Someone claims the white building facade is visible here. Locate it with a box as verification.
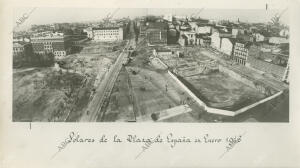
[83,27,94,39]
[92,27,123,41]
[210,32,221,50]
[254,33,265,42]
[220,38,234,56]
[31,32,69,59]
[196,26,212,34]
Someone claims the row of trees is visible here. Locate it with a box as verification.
[13,52,55,68]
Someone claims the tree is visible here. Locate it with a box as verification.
[63,29,74,35]
[151,113,159,121]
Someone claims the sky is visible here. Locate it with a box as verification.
[13,6,289,31]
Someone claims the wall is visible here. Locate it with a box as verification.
[197,26,211,34]
[220,38,233,56]
[235,91,283,115]
[167,70,236,116]
[210,32,221,50]
[254,33,264,42]
[157,58,282,117]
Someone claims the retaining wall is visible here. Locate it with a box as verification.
[168,70,236,116]
[160,58,282,117]
[235,91,283,115]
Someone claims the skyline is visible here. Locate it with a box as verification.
[14,8,289,31]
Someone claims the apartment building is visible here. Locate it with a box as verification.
[146,22,168,45]
[232,41,251,65]
[13,42,33,66]
[92,27,123,41]
[13,43,25,56]
[147,29,168,45]
[83,27,94,39]
[220,38,234,56]
[31,32,70,58]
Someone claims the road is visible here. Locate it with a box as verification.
[80,21,136,122]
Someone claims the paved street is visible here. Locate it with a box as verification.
[80,22,136,122]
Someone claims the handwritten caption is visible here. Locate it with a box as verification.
[52,131,246,159]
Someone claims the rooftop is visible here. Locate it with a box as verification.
[147,22,168,30]
[31,32,65,39]
[92,27,121,30]
[13,42,26,48]
[269,37,289,44]
[155,48,172,52]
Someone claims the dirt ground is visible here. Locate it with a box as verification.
[183,72,266,110]
[156,46,269,111]
[102,38,206,122]
[13,68,89,122]
[13,40,126,122]
[101,67,135,122]
[102,41,288,122]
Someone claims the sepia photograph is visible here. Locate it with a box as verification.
[2,0,300,167]
[12,7,289,122]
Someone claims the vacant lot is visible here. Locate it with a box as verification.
[13,40,126,122]
[157,46,268,111]
[13,68,90,122]
[181,71,266,111]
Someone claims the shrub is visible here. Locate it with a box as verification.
[151,113,159,121]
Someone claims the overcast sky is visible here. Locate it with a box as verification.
[14,6,289,31]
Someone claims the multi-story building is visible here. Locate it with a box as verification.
[254,33,265,42]
[83,27,94,39]
[31,32,70,58]
[178,35,187,46]
[210,30,234,56]
[220,37,234,56]
[139,24,147,37]
[163,14,173,22]
[13,36,31,43]
[210,31,221,50]
[200,36,211,47]
[13,43,25,56]
[13,42,33,66]
[53,23,71,30]
[180,31,196,45]
[146,22,168,45]
[232,41,251,65]
[147,29,167,45]
[92,27,123,41]
[232,28,245,38]
[196,26,212,34]
[195,34,211,47]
